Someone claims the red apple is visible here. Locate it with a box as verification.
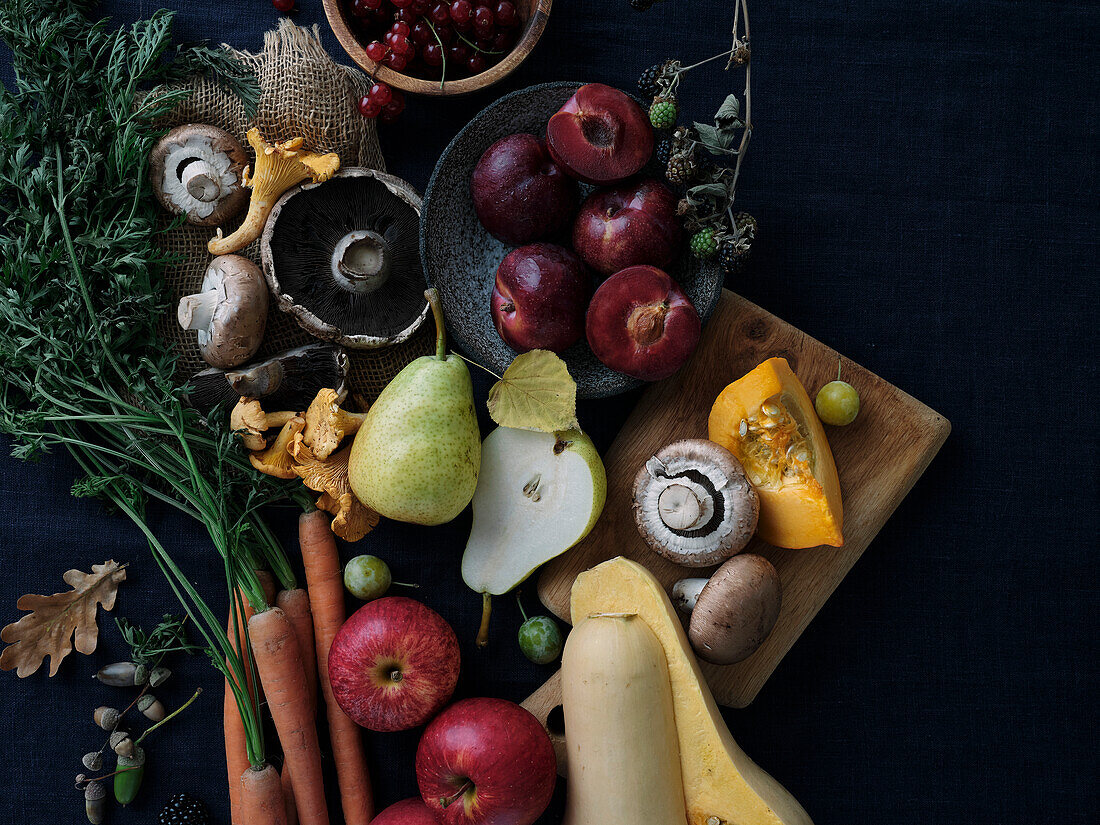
[546,83,654,184]
[471,134,578,244]
[372,797,439,825]
[415,697,556,825]
[586,265,701,381]
[328,596,460,732]
[491,242,592,353]
[572,177,682,274]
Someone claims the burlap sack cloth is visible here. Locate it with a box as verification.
[156,21,433,404]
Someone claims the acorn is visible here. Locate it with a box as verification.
[93,706,120,731]
[148,666,171,687]
[110,730,133,758]
[82,751,103,771]
[95,661,147,686]
[138,694,166,722]
[85,780,106,824]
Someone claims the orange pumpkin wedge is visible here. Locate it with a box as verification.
[708,357,844,548]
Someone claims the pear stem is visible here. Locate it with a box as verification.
[424,288,447,359]
[476,592,491,648]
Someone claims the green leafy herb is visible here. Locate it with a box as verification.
[116,614,201,667]
[0,0,277,766]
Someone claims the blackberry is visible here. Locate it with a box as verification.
[666,152,697,185]
[649,96,678,130]
[719,213,758,275]
[630,0,653,9]
[637,60,673,98]
[159,793,211,825]
[690,228,719,259]
[655,137,674,168]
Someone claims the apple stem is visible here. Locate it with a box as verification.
[476,592,492,648]
[424,288,447,359]
[440,779,474,809]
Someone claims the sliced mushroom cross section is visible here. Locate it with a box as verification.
[632,438,759,567]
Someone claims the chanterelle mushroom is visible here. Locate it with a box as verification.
[185,343,349,412]
[316,492,379,543]
[303,389,367,461]
[230,398,297,451]
[249,416,305,479]
[178,255,269,369]
[209,129,340,256]
[293,445,379,542]
[676,554,782,665]
[260,168,429,348]
[632,438,759,568]
[149,124,249,227]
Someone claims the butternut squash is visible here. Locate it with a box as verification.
[709,357,843,548]
[570,557,814,825]
[561,613,688,825]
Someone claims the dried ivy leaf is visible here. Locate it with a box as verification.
[688,182,730,201]
[715,93,741,124]
[487,350,578,433]
[694,122,737,155]
[0,561,127,677]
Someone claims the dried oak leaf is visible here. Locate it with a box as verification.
[0,560,127,677]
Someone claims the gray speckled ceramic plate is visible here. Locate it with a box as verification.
[420,81,723,399]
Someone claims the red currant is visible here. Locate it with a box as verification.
[357,95,381,117]
[272,0,295,11]
[350,0,376,17]
[391,20,411,36]
[447,42,470,63]
[368,82,393,106]
[385,52,409,70]
[383,89,406,117]
[391,35,413,55]
[393,8,416,23]
[410,0,430,13]
[410,20,433,43]
[494,1,516,26]
[365,40,388,61]
[422,42,444,66]
[449,0,472,24]
[491,29,514,50]
[467,53,486,73]
[391,0,414,7]
[429,2,450,24]
[473,6,494,36]
[434,23,454,43]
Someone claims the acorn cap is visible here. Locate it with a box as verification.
[261,168,429,349]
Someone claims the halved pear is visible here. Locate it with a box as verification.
[462,426,607,599]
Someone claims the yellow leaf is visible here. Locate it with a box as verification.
[487,350,579,433]
[0,560,127,677]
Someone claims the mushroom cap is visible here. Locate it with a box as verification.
[249,417,305,479]
[632,438,759,568]
[316,491,380,543]
[687,554,781,665]
[185,343,349,412]
[149,124,249,227]
[180,255,269,369]
[260,168,429,349]
[302,388,366,461]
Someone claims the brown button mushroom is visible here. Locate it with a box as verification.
[178,254,269,369]
[675,554,782,665]
[632,439,759,568]
[149,124,249,227]
[185,343,349,412]
[260,168,429,348]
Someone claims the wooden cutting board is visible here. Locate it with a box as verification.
[528,289,950,717]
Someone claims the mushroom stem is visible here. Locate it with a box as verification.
[425,288,447,359]
[331,230,390,294]
[180,159,222,202]
[672,578,708,612]
[177,288,220,332]
[658,482,709,531]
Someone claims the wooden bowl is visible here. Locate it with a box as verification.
[420,82,724,400]
[322,0,553,96]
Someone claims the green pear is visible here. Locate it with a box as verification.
[462,425,606,645]
[348,289,480,525]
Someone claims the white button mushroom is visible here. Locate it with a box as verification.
[149,124,249,227]
[675,554,782,665]
[632,439,760,568]
[177,255,269,369]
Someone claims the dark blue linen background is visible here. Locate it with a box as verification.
[1,1,1096,822]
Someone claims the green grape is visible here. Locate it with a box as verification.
[343,555,392,601]
[518,616,563,665]
[815,380,860,426]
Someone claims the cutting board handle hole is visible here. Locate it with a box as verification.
[545,704,565,737]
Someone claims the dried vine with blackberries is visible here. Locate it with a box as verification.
[636,0,756,276]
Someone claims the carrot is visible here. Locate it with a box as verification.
[248,606,329,825]
[276,588,317,825]
[240,763,289,825]
[299,509,375,825]
[225,571,277,825]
